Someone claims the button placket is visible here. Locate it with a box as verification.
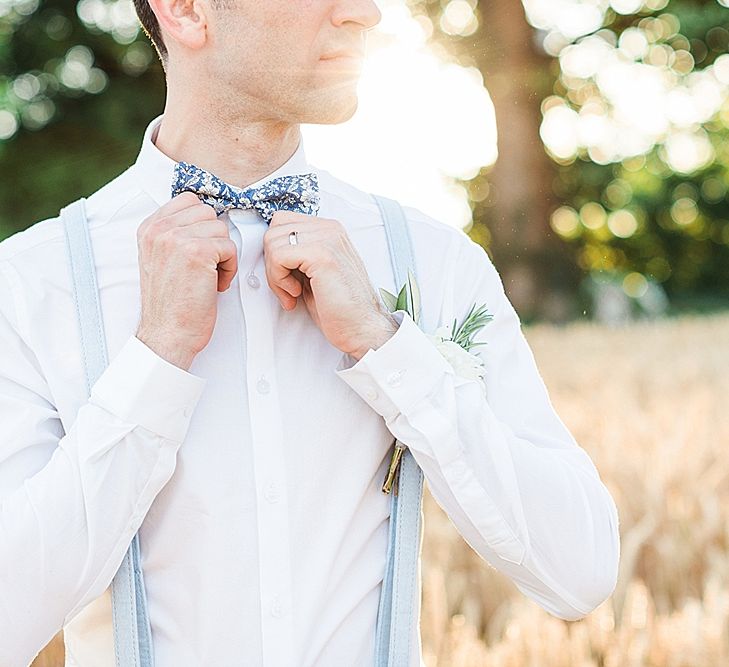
[233,236,296,666]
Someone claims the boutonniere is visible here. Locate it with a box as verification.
[378,268,493,493]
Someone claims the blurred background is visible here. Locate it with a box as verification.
[1,0,727,665]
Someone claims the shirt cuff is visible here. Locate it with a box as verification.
[88,334,208,443]
[334,310,455,422]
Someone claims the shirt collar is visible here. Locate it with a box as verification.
[131,113,314,208]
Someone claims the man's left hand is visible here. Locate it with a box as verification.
[263,211,400,361]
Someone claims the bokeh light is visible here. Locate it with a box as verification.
[525,1,729,175]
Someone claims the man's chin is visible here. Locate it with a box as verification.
[305,94,359,125]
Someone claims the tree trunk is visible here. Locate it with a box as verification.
[472,0,580,322]
[409,0,583,322]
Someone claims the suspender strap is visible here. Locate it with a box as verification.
[60,198,155,667]
[371,194,425,667]
[60,198,107,398]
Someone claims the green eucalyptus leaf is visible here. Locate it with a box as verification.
[379,288,399,312]
[407,267,421,325]
[406,275,415,322]
[395,283,409,312]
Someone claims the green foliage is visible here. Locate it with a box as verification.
[450,302,493,352]
[0,0,165,236]
[379,267,422,325]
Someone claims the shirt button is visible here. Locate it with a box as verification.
[247,273,261,289]
[264,482,280,503]
[270,594,284,618]
[182,406,191,418]
[257,376,270,394]
[364,386,378,401]
[386,370,404,387]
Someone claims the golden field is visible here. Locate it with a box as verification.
[420,311,729,667]
[32,312,729,667]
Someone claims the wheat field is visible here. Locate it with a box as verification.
[419,311,729,667]
[31,312,729,667]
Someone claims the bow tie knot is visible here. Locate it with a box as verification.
[171,161,321,223]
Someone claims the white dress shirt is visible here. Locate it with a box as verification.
[0,114,620,667]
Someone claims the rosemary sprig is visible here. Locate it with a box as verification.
[451,303,493,352]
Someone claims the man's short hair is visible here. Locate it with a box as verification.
[132,1,168,65]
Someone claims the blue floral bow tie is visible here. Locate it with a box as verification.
[171,161,321,223]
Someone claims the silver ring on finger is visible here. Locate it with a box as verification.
[288,230,299,246]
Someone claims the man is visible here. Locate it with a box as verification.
[0,0,620,665]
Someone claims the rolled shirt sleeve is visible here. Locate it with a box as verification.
[335,232,620,621]
[0,258,207,666]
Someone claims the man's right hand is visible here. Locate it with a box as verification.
[135,192,238,370]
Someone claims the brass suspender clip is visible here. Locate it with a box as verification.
[382,439,406,495]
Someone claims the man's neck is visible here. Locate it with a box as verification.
[154,103,302,190]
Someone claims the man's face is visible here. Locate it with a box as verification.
[199,0,382,125]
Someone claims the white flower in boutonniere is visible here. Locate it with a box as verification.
[377,268,493,494]
[424,314,491,387]
[379,267,493,390]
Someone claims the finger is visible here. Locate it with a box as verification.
[265,260,303,302]
[152,218,229,245]
[187,217,231,239]
[264,223,329,250]
[207,237,239,292]
[279,273,304,299]
[265,243,308,295]
[263,249,305,308]
[165,191,209,215]
[150,213,228,259]
[159,203,219,230]
[268,209,307,229]
[139,195,213,239]
[271,282,298,310]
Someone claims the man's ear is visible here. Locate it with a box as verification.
[148,0,209,54]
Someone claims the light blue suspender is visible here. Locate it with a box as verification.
[60,197,155,667]
[59,194,425,667]
[371,195,425,667]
